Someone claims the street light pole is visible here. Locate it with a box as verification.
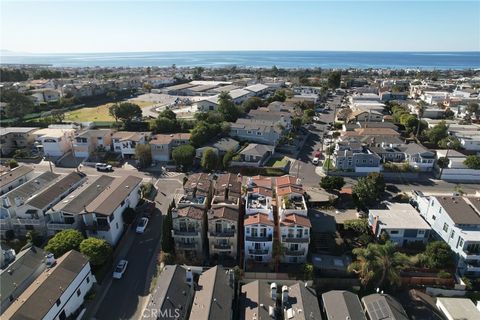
[439,141,452,179]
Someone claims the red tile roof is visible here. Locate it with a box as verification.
[280,213,312,228]
[244,213,274,226]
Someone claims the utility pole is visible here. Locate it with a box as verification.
[47,154,53,173]
[439,141,452,179]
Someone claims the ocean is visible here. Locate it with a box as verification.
[1,51,479,70]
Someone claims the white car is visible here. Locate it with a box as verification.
[95,163,113,172]
[136,217,149,233]
[113,260,128,279]
[312,157,320,165]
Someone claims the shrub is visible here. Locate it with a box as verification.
[44,229,84,257]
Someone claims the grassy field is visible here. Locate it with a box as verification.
[64,100,155,122]
[265,157,289,168]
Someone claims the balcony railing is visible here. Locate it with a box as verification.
[84,222,110,232]
[282,236,309,243]
[248,248,269,255]
[178,242,196,249]
[246,235,273,242]
[47,222,76,231]
[213,243,232,250]
[285,248,306,256]
[209,230,235,238]
[173,230,200,237]
[11,218,42,226]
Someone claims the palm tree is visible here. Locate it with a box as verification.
[415,101,427,137]
[348,241,410,289]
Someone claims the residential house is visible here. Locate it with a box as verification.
[348,109,383,123]
[33,128,76,157]
[208,174,241,259]
[45,175,115,236]
[369,203,431,246]
[244,83,270,96]
[451,131,480,151]
[408,103,445,119]
[2,250,95,320]
[281,282,322,320]
[150,133,191,162]
[436,149,480,182]
[142,265,194,320]
[247,108,292,131]
[30,89,61,105]
[341,128,400,138]
[421,91,449,105]
[380,91,408,102]
[171,206,206,260]
[436,297,480,320]
[7,172,85,236]
[398,143,435,172]
[230,120,282,146]
[0,246,47,312]
[82,175,142,245]
[189,266,234,320]
[333,142,382,173]
[245,176,273,216]
[244,213,274,263]
[322,290,367,320]
[196,137,239,159]
[73,129,113,158]
[240,280,277,320]
[0,127,39,156]
[276,175,307,218]
[417,195,480,276]
[350,93,381,103]
[0,165,34,195]
[0,171,60,238]
[232,143,274,167]
[369,146,406,163]
[112,131,151,159]
[361,294,409,320]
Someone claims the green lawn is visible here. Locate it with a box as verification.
[323,158,334,170]
[265,157,289,168]
[64,100,155,122]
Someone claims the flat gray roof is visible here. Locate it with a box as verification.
[322,290,366,320]
[0,166,34,189]
[436,196,480,225]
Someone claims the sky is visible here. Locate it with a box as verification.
[1,0,479,53]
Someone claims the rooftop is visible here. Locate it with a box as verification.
[323,291,367,320]
[436,297,480,320]
[281,213,311,228]
[150,133,191,145]
[244,213,274,226]
[208,206,239,222]
[369,203,431,230]
[215,173,242,199]
[0,166,34,189]
[240,143,274,157]
[75,129,112,139]
[2,171,60,207]
[239,280,272,320]
[3,250,89,320]
[85,175,142,216]
[0,127,39,136]
[26,172,85,210]
[175,206,205,220]
[362,294,409,320]
[33,128,75,139]
[112,131,150,142]
[283,282,323,320]
[190,266,233,320]
[436,196,480,225]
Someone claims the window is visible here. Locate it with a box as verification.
[256,132,262,136]
[390,230,399,235]
[77,289,81,297]
[450,230,455,239]
[116,223,119,229]
[459,238,464,248]
[418,230,425,235]
[56,298,61,306]
[432,215,436,220]
[109,214,114,222]
[86,276,90,283]
[120,200,125,207]
[443,223,449,233]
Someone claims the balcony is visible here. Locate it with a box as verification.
[462,249,480,260]
[248,248,269,255]
[178,242,196,249]
[282,236,309,243]
[11,218,42,226]
[84,222,110,232]
[285,248,306,256]
[213,243,232,250]
[246,235,273,242]
[172,230,200,237]
[209,230,235,238]
[47,222,77,231]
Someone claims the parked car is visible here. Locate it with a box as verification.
[312,157,320,165]
[136,217,149,233]
[313,151,322,158]
[95,163,113,172]
[113,260,128,279]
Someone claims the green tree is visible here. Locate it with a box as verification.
[352,173,385,208]
[51,109,65,123]
[242,97,265,113]
[26,230,43,247]
[44,229,84,258]
[320,176,345,192]
[438,136,461,150]
[150,117,176,133]
[348,241,410,288]
[218,92,240,122]
[344,219,370,234]
[172,144,195,168]
[79,238,112,266]
[437,157,449,168]
[111,102,142,124]
[201,148,218,171]
[161,202,175,253]
[426,121,449,145]
[327,71,341,89]
[2,90,34,120]
[7,159,18,169]
[158,109,177,120]
[135,144,152,168]
[464,155,480,169]
[419,241,454,269]
[399,113,418,133]
[192,67,204,80]
[367,172,385,195]
[444,108,455,119]
[303,263,315,280]
[108,103,120,123]
[467,102,479,115]
[223,149,235,168]
[292,117,302,131]
[143,83,153,93]
[269,89,287,103]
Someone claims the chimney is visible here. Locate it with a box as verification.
[45,253,56,268]
[281,285,289,304]
[270,283,277,300]
[186,268,193,285]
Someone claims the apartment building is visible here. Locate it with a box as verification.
[0,127,39,156]
[417,195,480,276]
[82,175,142,245]
[208,174,241,260]
[112,131,151,159]
[171,206,206,259]
[244,213,274,263]
[150,133,191,162]
[2,250,94,320]
[0,165,34,195]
